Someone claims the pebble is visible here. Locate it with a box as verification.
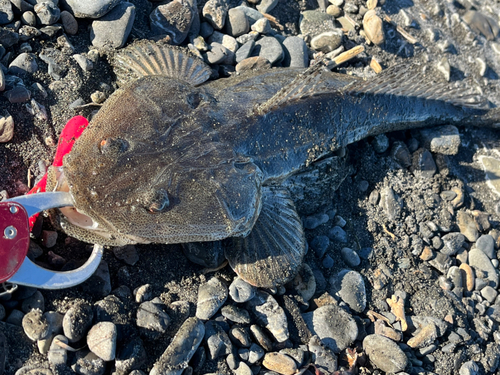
[62,303,93,343]
[221,305,251,324]
[310,30,343,52]
[0,0,13,24]
[204,321,232,359]
[251,18,272,34]
[205,42,233,64]
[0,27,19,47]
[229,326,252,348]
[203,0,229,30]
[363,334,408,372]
[136,300,171,337]
[208,31,238,52]
[150,1,193,44]
[310,235,330,258]
[60,10,77,34]
[22,309,49,341]
[476,234,495,259]
[87,322,117,361]
[327,5,342,17]
[328,226,347,242]
[6,309,24,326]
[47,334,68,365]
[419,125,460,155]
[196,277,228,320]
[9,52,37,74]
[412,148,437,178]
[282,36,308,68]
[21,290,44,312]
[64,0,121,18]
[262,352,297,375]
[481,285,498,303]
[302,304,358,353]
[151,317,204,375]
[332,269,366,312]
[133,284,152,303]
[34,2,60,25]
[304,213,329,230]
[235,5,263,24]
[235,39,254,63]
[226,8,248,37]
[379,187,402,221]
[0,66,4,91]
[250,324,273,351]
[115,338,147,374]
[229,277,256,303]
[459,361,480,375]
[254,36,284,65]
[246,290,289,342]
[441,233,465,256]
[235,56,271,72]
[257,0,278,14]
[341,247,361,267]
[307,335,338,372]
[0,112,16,140]
[21,10,36,26]
[73,54,94,71]
[391,141,412,167]
[322,255,334,268]
[460,263,475,291]
[72,350,106,375]
[457,211,479,242]
[372,133,389,153]
[289,264,316,302]
[90,2,135,49]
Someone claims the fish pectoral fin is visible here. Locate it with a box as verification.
[342,65,490,110]
[114,41,212,87]
[225,187,305,288]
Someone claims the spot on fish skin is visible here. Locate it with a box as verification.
[147,189,170,213]
[99,137,130,155]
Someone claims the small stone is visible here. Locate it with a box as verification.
[21,290,44,312]
[304,213,329,230]
[235,39,254,63]
[412,148,437,178]
[204,320,232,360]
[460,263,475,291]
[282,36,308,68]
[476,235,495,259]
[420,246,435,261]
[327,5,342,17]
[419,125,460,155]
[441,233,465,256]
[257,0,278,14]
[21,11,36,25]
[72,350,106,375]
[457,211,479,242]
[115,338,147,374]
[379,187,402,221]
[113,244,139,265]
[363,10,384,45]
[391,141,412,167]
[229,326,252,348]
[203,0,229,30]
[302,304,358,353]
[437,57,451,81]
[208,31,238,52]
[63,303,93,343]
[459,361,480,375]
[246,290,289,342]
[34,2,60,25]
[226,8,248,37]
[289,264,316,302]
[331,269,366,312]
[60,10,78,34]
[0,26,19,47]
[300,10,336,36]
[47,334,68,365]
[22,309,49,341]
[251,18,272,34]
[87,322,117,361]
[262,352,297,375]
[221,305,251,324]
[481,286,498,303]
[204,42,233,64]
[91,2,135,49]
[73,54,94,71]
[250,324,273,351]
[133,284,152,303]
[372,133,389,153]
[196,277,228,320]
[328,226,347,242]
[64,0,121,19]
[254,36,284,65]
[136,300,171,337]
[0,113,14,142]
[229,277,256,303]
[310,30,343,52]
[341,247,361,267]
[308,335,338,373]
[235,56,271,72]
[363,334,408,372]
[9,52,37,74]
[234,5,263,24]
[91,91,106,104]
[0,0,13,24]
[6,309,24,326]
[310,236,330,258]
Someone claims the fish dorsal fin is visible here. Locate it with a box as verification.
[341,65,490,110]
[113,41,212,87]
[254,61,328,116]
[225,187,305,288]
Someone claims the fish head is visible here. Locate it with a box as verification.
[51,76,263,246]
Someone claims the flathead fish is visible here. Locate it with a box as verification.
[47,42,500,287]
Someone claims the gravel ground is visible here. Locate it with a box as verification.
[2,0,500,374]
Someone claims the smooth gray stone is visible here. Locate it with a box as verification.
[282,36,308,68]
[476,234,496,259]
[235,39,254,63]
[8,52,37,74]
[254,36,283,65]
[150,0,193,44]
[0,0,14,24]
[363,334,408,373]
[196,277,228,320]
[246,291,289,342]
[330,269,366,313]
[226,7,248,37]
[63,303,93,343]
[63,0,122,18]
[469,247,499,288]
[90,2,135,48]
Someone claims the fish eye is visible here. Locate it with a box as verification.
[148,189,170,213]
[99,137,129,154]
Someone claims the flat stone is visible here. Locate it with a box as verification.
[229,276,256,303]
[60,10,78,34]
[251,18,271,34]
[235,56,271,72]
[282,36,308,68]
[226,7,248,37]
[256,0,278,14]
[302,304,358,353]
[136,300,171,338]
[64,0,121,18]
[441,233,465,256]
[457,210,479,242]
[22,309,49,341]
[476,234,495,259]
[310,30,343,52]
[363,334,408,372]
[150,0,193,44]
[246,290,289,342]
[331,269,366,312]
[308,335,338,373]
[9,52,37,74]
[235,39,254,63]
[254,36,284,65]
[87,322,117,361]
[196,277,228,320]
[91,2,135,48]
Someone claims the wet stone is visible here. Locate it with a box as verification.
[476,234,495,259]
[22,309,49,341]
[246,290,289,342]
[196,277,228,320]
[254,36,284,65]
[91,2,135,49]
[363,334,408,373]
[204,320,232,360]
[341,247,361,267]
[302,304,357,353]
[151,317,204,375]
[328,226,347,242]
[308,335,338,373]
[441,233,465,256]
[262,352,297,375]
[63,303,93,343]
[221,305,251,324]
[229,277,256,303]
[136,300,171,338]
[226,7,248,37]
[310,235,330,258]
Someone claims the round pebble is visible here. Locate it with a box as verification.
[310,30,343,52]
[62,303,93,343]
[341,247,361,267]
[363,10,385,45]
[328,226,347,242]
[60,10,78,34]
[262,352,297,375]
[254,36,284,65]
[196,277,228,320]
[304,213,329,230]
[363,334,408,372]
[282,36,308,68]
[204,320,232,360]
[229,277,256,303]
[9,52,38,74]
[331,269,366,312]
[87,322,117,361]
[22,309,49,341]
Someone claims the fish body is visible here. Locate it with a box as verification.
[49,43,499,287]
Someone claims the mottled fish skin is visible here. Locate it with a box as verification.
[49,46,500,287]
